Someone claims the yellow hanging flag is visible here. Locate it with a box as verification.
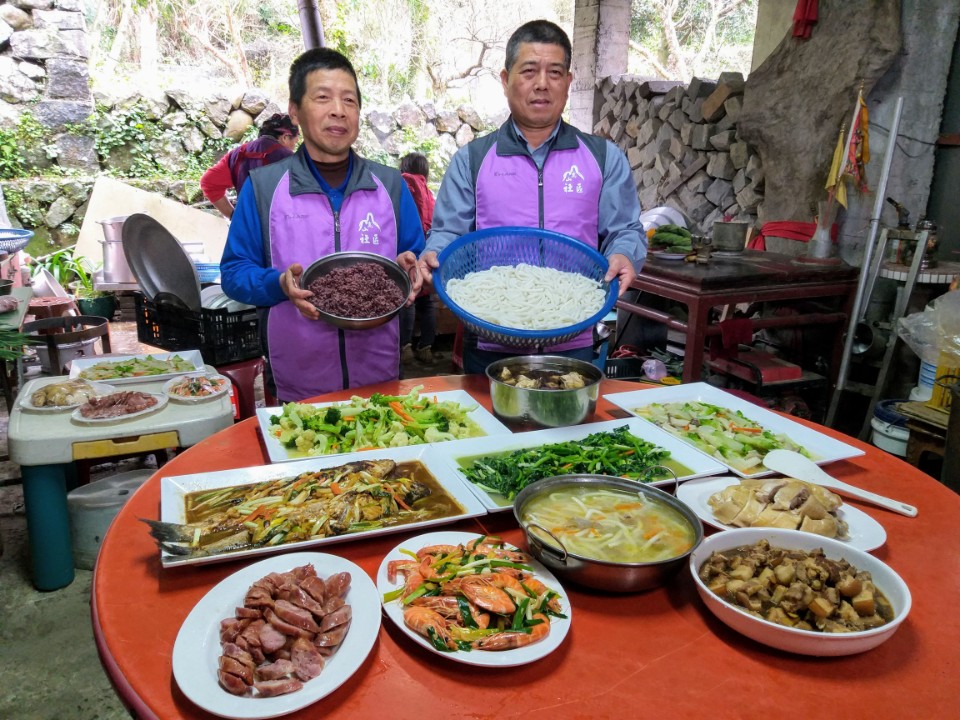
[849,90,870,190]
[826,89,870,208]
[826,128,848,208]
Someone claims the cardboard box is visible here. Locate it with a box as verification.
[928,351,960,411]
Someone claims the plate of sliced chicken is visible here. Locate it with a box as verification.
[677,476,886,552]
[20,379,115,412]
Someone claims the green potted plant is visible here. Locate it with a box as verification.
[34,246,117,318]
[70,259,117,318]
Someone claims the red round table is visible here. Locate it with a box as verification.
[93,376,960,719]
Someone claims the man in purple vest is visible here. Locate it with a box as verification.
[220,49,424,402]
[418,19,645,375]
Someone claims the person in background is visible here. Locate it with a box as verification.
[398,152,438,365]
[220,48,424,402]
[418,19,645,375]
[200,113,300,219]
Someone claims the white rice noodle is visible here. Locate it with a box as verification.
[446,263,606,330]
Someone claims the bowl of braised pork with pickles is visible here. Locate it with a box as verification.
[690,527,911,655]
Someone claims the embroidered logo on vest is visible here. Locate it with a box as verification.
[358,212,381,245]
[562,164,585,194]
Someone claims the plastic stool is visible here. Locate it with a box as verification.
[216,357,265,420]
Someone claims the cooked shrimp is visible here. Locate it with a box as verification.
[460,575,517,614]
[517,573,563,613]
[472,613,551,651]
[415,544,461,559]
[401,569,426,600]
[403,606,455,650]
[387,559,419,583]
[419,556,447,581]
[410,596,490,629]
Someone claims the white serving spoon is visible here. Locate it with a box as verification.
[763,449,918,518]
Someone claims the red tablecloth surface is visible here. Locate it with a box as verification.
[93,376,960,719]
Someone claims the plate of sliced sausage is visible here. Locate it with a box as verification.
[172,552,380,719]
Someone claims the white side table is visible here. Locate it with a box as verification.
[8,370,234,590]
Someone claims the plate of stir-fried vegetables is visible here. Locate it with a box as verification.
[605,383,864,477]
[430,417,726,512]
[256,386,511,463]
[70,350,204,384]
[377,531,571,667]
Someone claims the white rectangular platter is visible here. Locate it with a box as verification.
[255,389,512,464]
[429,416,727,512]
[69,349,205,385]
[158,444,488,568]
[604,382,865,478]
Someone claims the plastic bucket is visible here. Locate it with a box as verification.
[34,337,99,374]
[870,399,909,457]
[67,469,152,570]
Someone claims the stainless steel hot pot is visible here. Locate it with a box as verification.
[514,474,703,593]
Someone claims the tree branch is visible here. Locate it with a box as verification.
[658,0,689,79]
[224,0,253,87]
[181,24,244,83]
[104,0,133,73]
[629,39,673,80]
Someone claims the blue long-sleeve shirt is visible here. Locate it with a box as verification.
[424,120,645,265]
[222,156,425,308]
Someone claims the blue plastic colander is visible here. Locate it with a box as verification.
[433,226,618,348]
[0,228,34,254]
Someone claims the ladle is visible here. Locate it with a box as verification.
[762,450,917,517]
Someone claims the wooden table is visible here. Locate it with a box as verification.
[618,250,858,382]
[92,376,960,719]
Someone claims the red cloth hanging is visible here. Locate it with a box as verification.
[746,221,838,251]
[793,0,819,39]
[710,318,755,361]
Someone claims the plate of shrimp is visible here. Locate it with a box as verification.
[376,531,571,667]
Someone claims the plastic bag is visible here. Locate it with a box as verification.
[897,289,960,363]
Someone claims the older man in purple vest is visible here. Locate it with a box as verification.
[221,49,425,402]
[418,19,645,375]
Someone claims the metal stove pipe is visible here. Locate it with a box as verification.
[298,0,325,49]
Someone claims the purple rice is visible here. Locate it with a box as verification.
[307,261,405,318]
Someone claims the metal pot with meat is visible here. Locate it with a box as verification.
[486,355,603,428]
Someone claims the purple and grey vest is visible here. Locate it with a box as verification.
[228,136,292,192]
[248,149,403,401]
[469,120,606,352]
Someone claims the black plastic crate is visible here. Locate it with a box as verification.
[134,293,261,366]
[605,357,648,381]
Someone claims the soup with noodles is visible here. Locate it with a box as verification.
[521,486,696,563]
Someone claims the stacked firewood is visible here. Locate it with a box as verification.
[594,73,765,233]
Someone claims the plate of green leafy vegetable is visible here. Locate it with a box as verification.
[256,386,512,463]
[429,417,726,511]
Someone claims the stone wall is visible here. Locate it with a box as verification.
[594,73,763,232]
[0,0,500,254]
[0,0,94,168]
[0,94,498,254]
